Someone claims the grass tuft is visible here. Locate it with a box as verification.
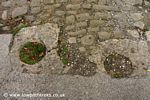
[19,42,46,65]
[11,23,28,36]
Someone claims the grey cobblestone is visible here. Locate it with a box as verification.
[81,35,95,45]
[79,47,86,52]
[76,22,87,28]
[68,29,86,36]
[43,0,55,4]
[98,31,112,41]
[124,0,142,5]
[76,13,90,21]
[30,0,41,7]
[87,0,98,3]
[65,25,75,31]
[67,11,77,15]
[1,10,8,20]
[31,7,41,14]
[68,37,77,43]
[99,0,112,5]
[66,15,75,24]
[12,6,28,18]
[82,4,92,9]
[55,11,65,16]
[71,0,83,3]
[66,4,81,10]
[93,5,119,11]
[56,0,68,3]
[54,4,62,8]
[93,12,111,20]
[25,15,35,22]
[15,0,28,6]
[88,27,99,33]
[90,20,105,27]
[1,1,14,7]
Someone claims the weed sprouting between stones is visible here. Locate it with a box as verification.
[11,23,28,36]
[57,45,69,65]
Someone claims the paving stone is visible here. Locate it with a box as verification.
[113,13,131,29]
[93,5,119,11]
[52,17,61,23]
[119,5,134,11]
[145,0,150,6]
[67,11,77,15]
[0,34,12,83]
[1,0,14,7]
[43,5,54,10]
[82,4,92,9]
[68,29,86,36]
[0,23,3,27]
[15,0,28,6]
[90,20,105,27]
[98,31,112,41]
[2,26,10,31]
[143,13,150,30]
[30,0,41,7]
[89,39,150,76]
[25,15,35,22]
[88,27,99,33]
[87,0,98,3]
[12,6,28,18]
[127,30,139,38]
[93,12,111,20]
[81,35,95,45]
[65,25,75,31]
[145,31,150,41]
[79,47,86,52]
[54,4,62,8]
[68,37,77,43]
[134,21,145,29]
[76,22,87,28]
[66,4,81,10]
[130,13,144,21]
[1,10,8,20]
[56,0,68,3]
[43,0,55,4]
[55,11,65,16]
[71,0,83,3]
[10,23,63,74]
[0,34,12,59]
[123,0,143,5]
[31,7,41,14]
[112,31,126,39]
[76,13,90,21]
[66,15,75,24]
[98,0,108,5]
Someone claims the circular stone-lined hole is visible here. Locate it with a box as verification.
[104,53,133,78]
[19,42,46,65]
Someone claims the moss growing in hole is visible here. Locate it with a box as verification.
[57,45,69,65]
[104,53,133,78]
[19,42,46,65]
